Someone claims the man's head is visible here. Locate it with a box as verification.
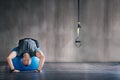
[22,53,31,66]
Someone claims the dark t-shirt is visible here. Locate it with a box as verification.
[12,39,41,57]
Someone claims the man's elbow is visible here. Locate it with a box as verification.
[40,54,45,61]
[7,56,12,61]
[7,56,10,61]
[42,55,45,60]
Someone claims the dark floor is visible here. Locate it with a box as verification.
[1,62,120,80]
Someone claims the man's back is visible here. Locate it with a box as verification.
[17,38,38,57]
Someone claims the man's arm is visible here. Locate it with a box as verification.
[7,51,20,72]
[35,50,45,72]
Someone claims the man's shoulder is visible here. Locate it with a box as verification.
[12,47,19,52]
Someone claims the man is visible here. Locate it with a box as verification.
[7,38,45,72]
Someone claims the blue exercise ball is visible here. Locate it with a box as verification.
[12,57,39,71]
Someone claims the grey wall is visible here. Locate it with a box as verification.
[0,0,120,62]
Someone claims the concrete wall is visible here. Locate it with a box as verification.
[0,0,120,62]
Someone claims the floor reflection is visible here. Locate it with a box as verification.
[1,62,120,80]
[9,71,45,80]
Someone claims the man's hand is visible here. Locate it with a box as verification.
[11,69,20,72]
[34,69,42,72]
[13,70,20,72]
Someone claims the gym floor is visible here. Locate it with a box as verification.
[1,62,120,80]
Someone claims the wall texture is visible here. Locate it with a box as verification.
[0,0,120,62]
